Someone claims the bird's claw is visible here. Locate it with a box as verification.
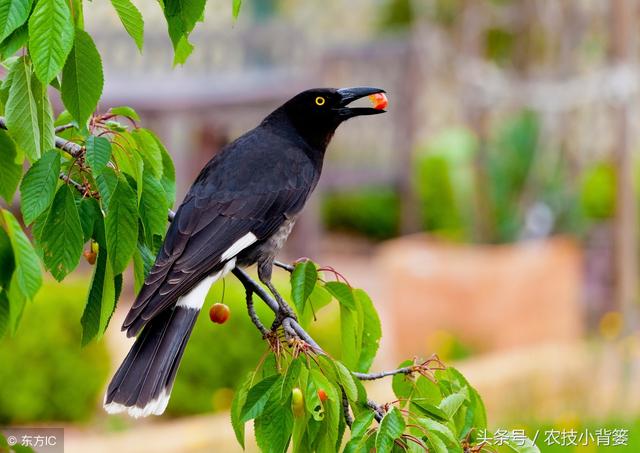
[271,304,297,331]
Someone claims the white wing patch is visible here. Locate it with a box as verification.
[221,232,258,261]
[175,258,237,309]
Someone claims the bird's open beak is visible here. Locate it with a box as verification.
[336,87,387,118]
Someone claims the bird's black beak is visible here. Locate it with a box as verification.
[336,87,387,119]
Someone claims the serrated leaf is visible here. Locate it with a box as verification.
[0,0,32,42]
[80,246,116,345]
[231,371,253,449]
[105,176,138,275]
[132,128,162,177]
[30,71,55,155]
[139,168,167,245]
[144,130,175,207]
[109,105,140,121]
[5,56,42,161]
[438,389,467,420]
[376,407,406,453]
[112,132,143,201]
[110,0,144,51]
[340,304,360,370]
[78,197,101,243]
[240,374,280,422]
[95,166,118,212]
[355,288,381,373]
[254,399,294,453]
[0,129,21,202]
[309,369,340,452]
[61,28,103,126]
[325,281,355,309]
[28,0,74,84]
[19,149,60,225]
[334,360,357,401]
[0,23,27,60]
[291,260,317,316]
[416,417,462,453]
[279,357,302,401]
[85,136,111,175]
[161,0,206,65]
[40,184,83,280]
[0,208,41,299]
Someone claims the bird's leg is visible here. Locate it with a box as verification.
[258,258,297,330]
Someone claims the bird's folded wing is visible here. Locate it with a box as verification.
[122,185,310,336]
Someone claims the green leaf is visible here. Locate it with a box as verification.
[354,288,381,373]
[132,128,163,177]
[152,131,176,207]
[417,418,462,453]
[0,0,32,42]
[280,357,303,401]
[232,0,241,19]
[19,150,60,225]
[334,360,357,401]
[438,389,467,420]
[133,239,154,292]
[376,406,406,453]
[339,303,360,370]
[78,197,101,243]
[31,71,55,155]
[105,176,138,275]
[85,136,111,175]
[254,398,294,453]
[40,184,83,280]
[139,168,167,245]
[0,129,21,202]
[112,132,143,201]
[325,281,355,309]
[350,409,375,439]
[28,0,74,83]
[231,371,253,449]
[291,260,317,316]
[240,374,280,422]
[501,435,541,453]
[0,23,27,60]
[110,0,144,51]
[80,247,116,345]
[95,166,119,212]
[5,56,42,161]
[300,284,331,326]
[309,369,340,452]
[0,208,41,299]
[61,28,104,126]
[110,105,140,121]
[161,0,206,65]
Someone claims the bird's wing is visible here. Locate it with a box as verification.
[122,133,317,336]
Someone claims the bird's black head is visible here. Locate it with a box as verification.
[275,87,387,151]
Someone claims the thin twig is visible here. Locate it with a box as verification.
[54,123,75,133]
[274,260,295,272]
[353,366,414,381]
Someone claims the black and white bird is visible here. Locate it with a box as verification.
[104,86,387,417]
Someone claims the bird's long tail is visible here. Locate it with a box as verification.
[103,306,199,418]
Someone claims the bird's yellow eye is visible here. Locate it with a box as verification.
[315,96,325,106]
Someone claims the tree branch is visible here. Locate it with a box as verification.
[352,367,414,381]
